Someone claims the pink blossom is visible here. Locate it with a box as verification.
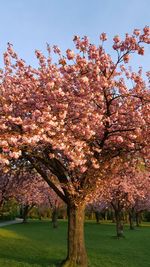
[116,136,124,143]
[123,54,130,63]
[66,49,75,60]
[53,45,61,55]
[80,76,89,85]
[46,81,55,89]
[100,33,107,41]
[143,26,150,35]
[113,35,121,43]
[138,47,144,55]
[59,58,66,65]
[133,29,141,36]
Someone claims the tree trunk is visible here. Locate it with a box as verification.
[22,205,29,223]
[115,210,124,238]
[135,212,141,227]
[61,203,88,267]
[111,211,116,223]
[19,204,24,218]
[22,204,34,223]
[104,210,108,221]
[52,208,58,228]
[129,209,135,230]
[95,211,100,224]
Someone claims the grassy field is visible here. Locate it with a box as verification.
[0,220,150,267]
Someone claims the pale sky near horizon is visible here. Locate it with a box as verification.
[0,0,150,72]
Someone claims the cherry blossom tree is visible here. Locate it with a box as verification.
[14,171,48,223]
[131,191,150,227]
[0,27,150,266]
[16,173,64,227]
[0,162,63,225]
[47,189,64,228]
[86,199,108,223]
[93,158,150,237]
[0,167,20,208]
[18,178,63,225]
[2,166,63,225]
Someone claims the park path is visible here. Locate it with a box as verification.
[0,218,23,227]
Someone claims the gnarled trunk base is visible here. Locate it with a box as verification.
[61,259,87,267]
[61,203,88,267]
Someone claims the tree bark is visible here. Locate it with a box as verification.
[22,204,34,223]
[115,210,124,238]
[22,205,29,223]
[52,208,58,228]
[95,211,100,224]
[135,212,141,227]
[61,203,88,267]
[129,209,135,230]
[104,210,108,221]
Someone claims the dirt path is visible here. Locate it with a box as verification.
[0,218,23,227]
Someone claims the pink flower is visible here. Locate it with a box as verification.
[138,47,144,55]
[80,166,87,173]
[4,52,10,65]
[9,151,21,159]
[143,26,150,35]
[2,147,10,153]
[123,54,130,63]
[53,45,61,55]
[17,59,25,68]
[100,33,107,41]
[80,76,89,85]
[66,49,75,60]
[113,44,120,50]
[116,136,124,143]
[128,143,135,148]
[113,35,121,43]
[46,81,55,89]
[59,58,66,65]
[133,29,141,36]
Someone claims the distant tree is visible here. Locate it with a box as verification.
[92,158,150,237]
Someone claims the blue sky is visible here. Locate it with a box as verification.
[0,0,150,72]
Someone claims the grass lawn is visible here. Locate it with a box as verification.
[0,220,150,267]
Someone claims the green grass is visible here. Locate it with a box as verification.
[0,220,150,267]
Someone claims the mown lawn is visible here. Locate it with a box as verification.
[0,220,150,267]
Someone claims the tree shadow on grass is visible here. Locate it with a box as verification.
[2,249,68,267]
[0,246,64,267]
[0,255,60,267]
[0,221,68,267]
